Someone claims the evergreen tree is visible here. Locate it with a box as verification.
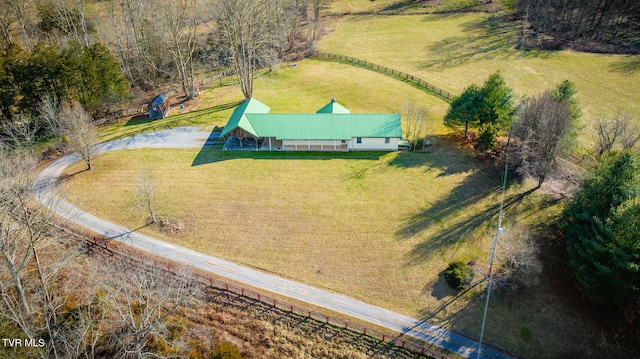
[478,71,515,132]
[444,84,482,137]
[444,72,515,144]
[564,152,640,307]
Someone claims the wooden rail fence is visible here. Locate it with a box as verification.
[313,52,455,102]
[56,223,451,359]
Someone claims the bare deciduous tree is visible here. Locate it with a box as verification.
[0,147,81,358]
[494,224,542,292]
[592,112,640,158]
[310,0,330,22]
[401,101,432,151]
[159,0,201,100]
[134,171,160,224]
[103,261,196,359]
[214,0,275,99]
[58,100,97,171]
[514,90,576,188]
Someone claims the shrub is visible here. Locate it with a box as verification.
[212,341,244,359]
[474,124,498,152]
[493,225,542,292]
[444,261,475,290]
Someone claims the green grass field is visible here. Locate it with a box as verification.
[100,60,450,142]
[61,143,627,357]
[65,3,640,357]
[319,12,640,146]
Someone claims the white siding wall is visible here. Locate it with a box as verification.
[282,139,345,150]
[349,137,399,151]
[281,138,399,151]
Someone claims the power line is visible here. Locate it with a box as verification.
[476,125,513,359]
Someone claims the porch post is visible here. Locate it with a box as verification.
[269,137,272,151]
[295,140,297,150]
[334,140,336,150]
[308,140,310,150]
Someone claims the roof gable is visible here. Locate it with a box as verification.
[316,98,351,114]
[219,98,270,137]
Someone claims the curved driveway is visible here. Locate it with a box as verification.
[34,127,510,359]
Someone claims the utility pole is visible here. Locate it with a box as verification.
[476,124,513,359]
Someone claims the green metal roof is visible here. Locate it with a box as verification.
[246,113,401,140]
[219,98,270,137]
[316,98,351,114]
[220,98,401,140]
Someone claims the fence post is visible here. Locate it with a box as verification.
[258,294,261,301]
[273,299,277,307]
[241,288,244,296]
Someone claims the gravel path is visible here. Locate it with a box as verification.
[34,127,510,359]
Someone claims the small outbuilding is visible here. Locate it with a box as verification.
[148,93,170,120]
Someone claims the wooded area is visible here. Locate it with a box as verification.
[516,0,640,51]
[0,0,322,139]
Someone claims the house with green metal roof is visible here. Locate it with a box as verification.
[220,98,402,151]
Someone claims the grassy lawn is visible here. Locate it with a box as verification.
[327,0,489,15]
[100,60,450,142]
[318,12,640,146]
[59,143,628,358]
[63,145,497,316]
[71,3,640,357]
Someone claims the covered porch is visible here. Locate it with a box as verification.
[281,139,349,152]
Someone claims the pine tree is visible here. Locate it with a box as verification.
[564,152,640,307]
[444,84,482,138]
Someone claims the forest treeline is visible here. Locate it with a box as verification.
[0,0,327,136]
[1,0,638,139]
[515,0,640,51]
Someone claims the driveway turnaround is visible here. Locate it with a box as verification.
[34,127,511,359]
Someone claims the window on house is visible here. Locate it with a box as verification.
[356,137,362,144]
[385,137,390,144]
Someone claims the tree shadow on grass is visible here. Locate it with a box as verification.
[403,185,538,266]
[421,14,520,70]
[109,101,243,142]
[125,114,151,126]
[58,168,90,183]
[192,144,386,167]
[388,134,487,172]
[609,55,640,74]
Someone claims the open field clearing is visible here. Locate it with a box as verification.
[59,143,632,357]
[319,12,640,146]
[327,0,488,15]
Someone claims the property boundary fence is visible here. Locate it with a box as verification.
[56,223,451,359]
[313,52,455,102]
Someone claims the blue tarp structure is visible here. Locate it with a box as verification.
[148,93,170,120]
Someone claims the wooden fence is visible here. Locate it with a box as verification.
[313,52,455,101]
[56,223,451,359]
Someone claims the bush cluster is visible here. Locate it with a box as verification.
[444,261,475,290]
